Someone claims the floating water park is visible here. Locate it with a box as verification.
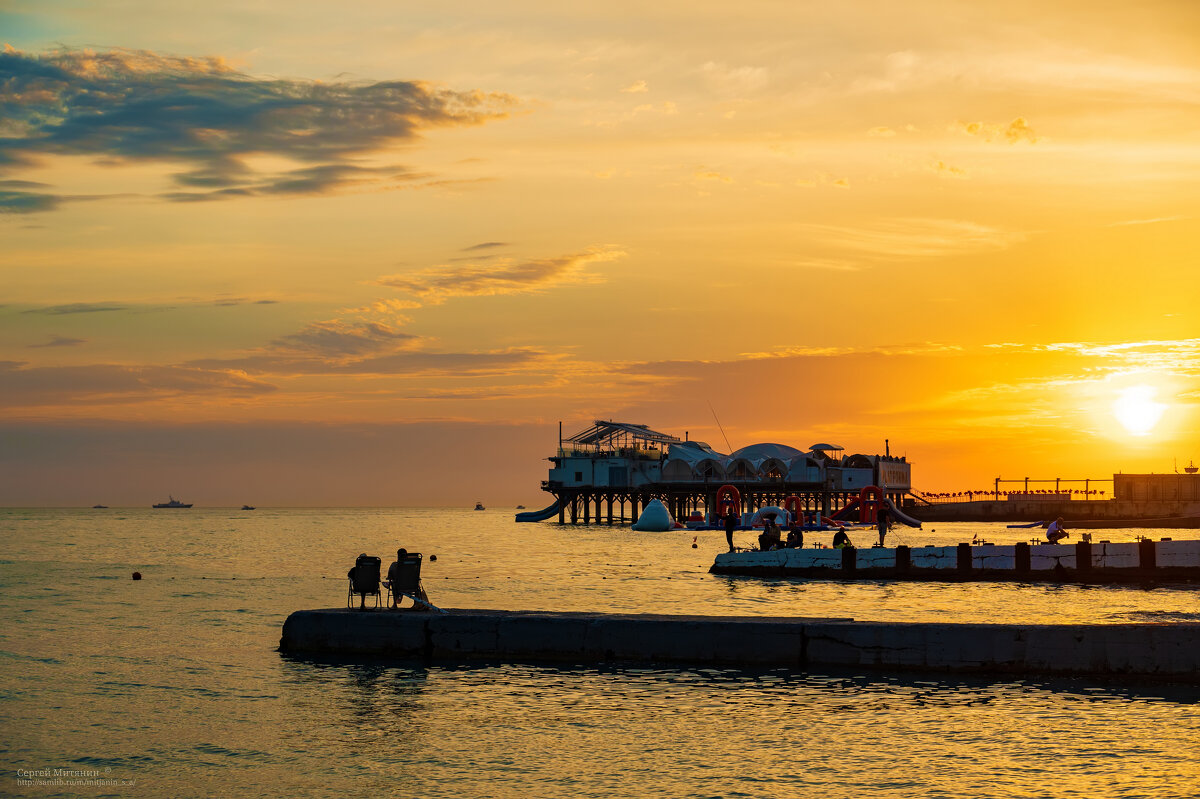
[516,420,913,526]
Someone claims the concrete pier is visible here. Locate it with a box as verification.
[710,540,1200,583]
[280,608,1200,678]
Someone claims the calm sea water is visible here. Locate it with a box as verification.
[2,508,1198,798]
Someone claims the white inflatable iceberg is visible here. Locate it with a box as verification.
[631,499,674,531]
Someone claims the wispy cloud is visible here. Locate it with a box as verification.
[954,117,1039,144]
[374,248,625,305]
[271,320,420,361]
[797,218,1025,261]
[1039,339,1200,375]
[212,297,280,307]
[28,336,86,348]
[700,62,768,94]
[1107,216,1185,227]
[0,47,516,210]
[185,346,555,378]
[929,160,968,178]
[0,361,275,407]
[20,298,277,314]
[22,302,130,315]
[160,164,429,203]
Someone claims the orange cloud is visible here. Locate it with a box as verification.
[374,248,625,305]
[955,117,1039,144]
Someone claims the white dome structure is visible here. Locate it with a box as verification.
[728,443,805,461]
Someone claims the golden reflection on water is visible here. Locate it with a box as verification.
[277,659,1200,799]
[1,508,1199,798]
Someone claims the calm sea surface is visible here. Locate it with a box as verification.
[2,508,1198,798]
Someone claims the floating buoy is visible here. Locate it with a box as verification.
[691,536,698,549]
[429,555,437,562]
[132,572,142,580]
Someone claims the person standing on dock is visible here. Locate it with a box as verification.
[876,507,890,547]
[1045,517,1069,544]
[723,510,739,552]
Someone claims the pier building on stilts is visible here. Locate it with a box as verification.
[516,420,911,525]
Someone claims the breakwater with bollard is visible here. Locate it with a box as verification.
[709,538,1200,582]
[279,608,1200,679]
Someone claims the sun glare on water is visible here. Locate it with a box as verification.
[1112,385,1167,436]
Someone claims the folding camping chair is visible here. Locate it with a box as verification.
[347,554,382,610]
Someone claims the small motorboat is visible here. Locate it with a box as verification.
[92,504,108,509]
[242,505,256,510]
[474,502,486,511]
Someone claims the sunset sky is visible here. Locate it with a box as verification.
[2,1,1198,506]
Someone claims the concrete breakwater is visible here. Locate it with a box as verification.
[710,539,1200,583]
[909,498,1200,524]
[279,608,1200,678]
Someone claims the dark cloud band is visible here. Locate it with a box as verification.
[0,47,514,211]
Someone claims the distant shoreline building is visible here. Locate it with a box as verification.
[911,468,1200,524]
[1114,471,1200,503]
[525,420,910,524]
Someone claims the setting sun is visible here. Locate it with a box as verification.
[1112,385,1167,437]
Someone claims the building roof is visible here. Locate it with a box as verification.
[565,420,681,447]
[728,442,805,461]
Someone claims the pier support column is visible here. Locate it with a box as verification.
[1139,539,1156,569]
[1075,541,1092,574]
[957,543,972,574]
[606,496,614,525]
[1015,542,1030,574]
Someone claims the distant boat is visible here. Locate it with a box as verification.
[241,505,256,510]
[92,504,108,509]
[474,502,486,511]
[152,496,193,509]
[516,505,526,510]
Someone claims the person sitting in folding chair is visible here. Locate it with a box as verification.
[384,548,431,611]
[346,553,382,610]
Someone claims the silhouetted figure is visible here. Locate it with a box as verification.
[723,511,739,552]
[385,548,430,610]
[876,507,890,547]
[1046,517,1069,545]
[832,529,853,549]
[757,513,782,551]
[347,553,382,609]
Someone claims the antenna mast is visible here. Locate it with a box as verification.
[707,401,733,453]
